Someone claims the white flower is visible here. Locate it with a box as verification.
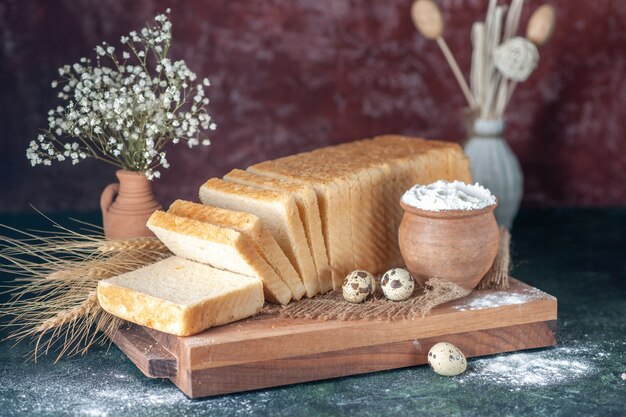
[28,10,214,178]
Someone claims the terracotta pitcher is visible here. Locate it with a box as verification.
[100,170,162,239]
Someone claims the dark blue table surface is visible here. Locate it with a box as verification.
[0,208,625,417]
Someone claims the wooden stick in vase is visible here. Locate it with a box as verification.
[498,3,556,115]
[470,22,485,102]
[482,5,508,119]
[411,0,478,109]
[492,0,524,118]
[481,0,498,115]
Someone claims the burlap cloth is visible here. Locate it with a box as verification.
[271,227,511,321]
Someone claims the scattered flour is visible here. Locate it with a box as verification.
[401,180,496,212]
[452,287,548,311]
[78,409,108,417]
[460,347,594,388]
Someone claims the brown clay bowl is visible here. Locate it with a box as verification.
[398,200,500,290]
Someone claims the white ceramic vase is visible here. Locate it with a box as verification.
[463,119,523,229]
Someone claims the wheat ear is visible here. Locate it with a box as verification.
[0,217,170,362]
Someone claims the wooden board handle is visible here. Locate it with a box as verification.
[110,323,177,379]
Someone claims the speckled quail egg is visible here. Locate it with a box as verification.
[381,268,415,301]
[427,342,467,376]
[342,270,374,303]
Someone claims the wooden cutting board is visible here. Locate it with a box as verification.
[111,278,557,398]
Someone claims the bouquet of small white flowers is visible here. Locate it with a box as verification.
[26,9,215,180]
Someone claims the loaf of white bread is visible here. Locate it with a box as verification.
[97,135,471,336]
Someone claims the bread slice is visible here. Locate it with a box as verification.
[199,178,320,297]
[223,169,332,294]
[167,199,306,301]
[97,256,264,336]
[147,210,292,305]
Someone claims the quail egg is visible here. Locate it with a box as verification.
[427,342,467,376]
[342,270,374,303]
[381,268,415,301]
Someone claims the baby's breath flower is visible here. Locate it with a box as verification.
[26,10,214,180]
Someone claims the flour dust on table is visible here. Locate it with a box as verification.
[459,345,598,389]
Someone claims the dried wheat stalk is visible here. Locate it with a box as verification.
[0,218,170,362]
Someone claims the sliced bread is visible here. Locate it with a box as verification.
[147,210,292,305]
[97,256,264,336]
[199,178,320,297]
[223,169,332,294]
[167,199,306,301]
[247,161,353,289]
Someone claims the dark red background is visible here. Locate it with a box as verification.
[1,0,625,212]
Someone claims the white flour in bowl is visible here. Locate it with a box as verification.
[401,180,496,212]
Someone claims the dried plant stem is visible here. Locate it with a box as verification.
[436,37,477,109]
[502,80,518,111]
[416,0,534,120]
[481,5,507,119]
[0,217,170,362]
[491,0,524,118]
[470,22,485,104]
[503,0,524,41]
